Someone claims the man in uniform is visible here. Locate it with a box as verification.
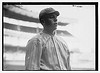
[25,7,71,70]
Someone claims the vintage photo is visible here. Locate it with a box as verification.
[2,2,98,71]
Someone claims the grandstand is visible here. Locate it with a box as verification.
[3,5,95,70]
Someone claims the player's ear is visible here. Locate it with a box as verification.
[41,19,45,24]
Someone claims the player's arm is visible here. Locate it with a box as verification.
[25,39,42,70]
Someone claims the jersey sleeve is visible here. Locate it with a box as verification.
[25,38,42,70]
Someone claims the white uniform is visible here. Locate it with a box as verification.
[25,32,71,70]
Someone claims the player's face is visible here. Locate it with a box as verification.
[44,13,58,31]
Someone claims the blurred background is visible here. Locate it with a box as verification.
[3,4,95,70]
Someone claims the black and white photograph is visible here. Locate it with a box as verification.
[2,2,98,71]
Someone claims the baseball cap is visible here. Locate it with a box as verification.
[39,7,60,19]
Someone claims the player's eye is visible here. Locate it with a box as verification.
[49,15,55,18]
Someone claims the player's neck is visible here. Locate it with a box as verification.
[43,29,55,35]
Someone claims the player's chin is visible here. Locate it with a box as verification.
[51,26,57,30]
[50,23,57,30]
[55,26,57,29]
